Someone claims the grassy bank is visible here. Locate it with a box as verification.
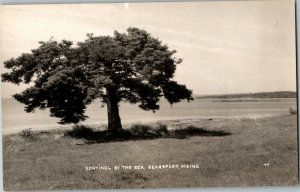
[3,115,298,190]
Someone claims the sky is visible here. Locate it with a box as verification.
[0,0,297,98]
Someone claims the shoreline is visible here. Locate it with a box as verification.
[3,113,288,136]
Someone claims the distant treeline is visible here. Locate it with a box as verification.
[195,91,297,99]
[212,99,260,102]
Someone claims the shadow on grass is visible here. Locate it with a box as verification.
[64,124,232,144]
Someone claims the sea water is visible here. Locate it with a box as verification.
[1,98,297,135]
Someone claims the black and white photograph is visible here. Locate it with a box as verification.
[0,0,298,190]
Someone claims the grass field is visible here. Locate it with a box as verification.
[3,114,298,190]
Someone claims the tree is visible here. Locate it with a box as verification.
[2,27,193,133]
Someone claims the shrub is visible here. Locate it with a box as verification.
[64,125,95,139]
[128,124,170,138]
[156,123,168,132]
[65,123,230,143]
[18,128,39,141]
[129,124,157,138]
[130,124,152,134]
[155,123,169,137]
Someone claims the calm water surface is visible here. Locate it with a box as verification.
[2,98,297,135]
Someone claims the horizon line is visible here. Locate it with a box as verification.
[1,90,297,100]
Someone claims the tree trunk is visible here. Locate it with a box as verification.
[106,87,122,133]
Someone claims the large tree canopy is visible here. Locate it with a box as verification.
[2,27,193,132]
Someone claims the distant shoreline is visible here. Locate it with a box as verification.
[195,91,296,99]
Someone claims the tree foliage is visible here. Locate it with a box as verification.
[2,27,193,127]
